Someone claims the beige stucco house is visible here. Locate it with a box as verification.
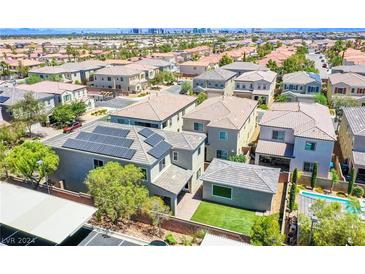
[328,73,365,106]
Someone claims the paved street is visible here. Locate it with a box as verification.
[306,53,330,80]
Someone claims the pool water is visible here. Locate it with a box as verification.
[300,191,365,214]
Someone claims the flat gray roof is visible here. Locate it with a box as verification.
[0,182,96,244]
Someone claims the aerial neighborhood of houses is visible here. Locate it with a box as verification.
[1,28,365,247]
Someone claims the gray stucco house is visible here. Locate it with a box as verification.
[221,61,268,76]
[201,158,280,212]
[193,68,237,97]
[282,71,322,103]
[255,102,336,178]
[44,121,206,214]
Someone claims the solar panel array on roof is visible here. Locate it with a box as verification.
[147,141,171,159]
[0,96,10,104]
[62,139,136,160]
[138,128,154,138]
[93,125,129,138]
[76,132,133,148]
[144,133,164,146]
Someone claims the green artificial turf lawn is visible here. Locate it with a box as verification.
[191,201,258,235]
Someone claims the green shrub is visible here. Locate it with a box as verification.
[165,233,177,245]
[352,186,364,198]
[314,187,324,194]
[336,192,347,198]
[258,104,268,110]
[180,236,192,246]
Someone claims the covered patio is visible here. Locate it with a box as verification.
[255,140,293,172]
[352,151,365,184]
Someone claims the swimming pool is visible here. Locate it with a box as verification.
[300,191,365,214]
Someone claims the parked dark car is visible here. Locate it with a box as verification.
[63,121,82,133]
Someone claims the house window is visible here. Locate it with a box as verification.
[141,168,148,180]
[212,185,232,199]
[194,122,204,132]
[93,159,104,169]
[216,150,228,159]
[162,121,167,128]
[107,77,111,81]
[303,162,315,172]
[159,157,166,172]
[272,130,285,141]
[305,141,316,151]
[219,131,228,140]
[196,168,201,180]
[173,151,178,161]
[198,145,201,156]
[63,94,72,102]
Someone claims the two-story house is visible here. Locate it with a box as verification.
[110,92,197,132]
[90,66,147,93]
[221,61,268,76]
[331,65,365,77]
[255,102,336,178]
[0,86,55,122]
[282,71,322,103]
[29,60,107,84]
[18,81,94,108]
[136,58,174,72]
[328,73,365,106]
[44,121,206,214]
[193,68,237,97]
[183,96,258,161]
[338,107,365,184]
[233,70,277,106]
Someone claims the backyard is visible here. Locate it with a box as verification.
[191,201,259,235]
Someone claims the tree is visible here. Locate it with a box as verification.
[0,143,9,178]
[331,96,361,120]
[348,169,356,195]
[86,162,149,223]
[298,200,365,246]
[180,81,192,94]
[310,163,318,189]
[228,154,247,163]
[142,196,171,235]
[275,94,288,102]
[0,122,27,147]
[267,59,279,73]
[51,101,87,127]
[250,214,284,246]
[5,141,59,187]
[196,92,207,105]
[25,74,42,84]
[159,44,173,53]
[70,101,87,117]
[313,93,328,106]
[330,168,339,192]
[219,54,233,66]
[352,186,364,198]
[288,168,298,212]
[17,61,29,78]
[10,93,47,137]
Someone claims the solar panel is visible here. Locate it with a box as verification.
[62,139,136,160]
[147,141,171,159]
[0,96,10,104]
[76,132,133,148]
[93,126,129,138]
[144,133,164,146]
[138,128,154,138]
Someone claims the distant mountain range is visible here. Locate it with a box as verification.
[1,28,365,35]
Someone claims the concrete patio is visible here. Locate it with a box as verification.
[176,184,202,220]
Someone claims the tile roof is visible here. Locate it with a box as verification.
[112,92,196,122]
[328,73,365,86]
[255,140,294,158]
[235,70,277,82]
[221,61,268,72]
[260,102,336,141]
[183,96,257,130]
[94,66,142,76]
[332,65,365,74]
[17,81,85,95]
[136,58,172,68]
[194,68,236,81]
[343,107,365,136]
[352,151,365,167]
[153,164,193,195]
[0,87,53,106]
[44,121,205,166]
[200,158,280,194]
[30,60,107,74]
[283,71,321,85]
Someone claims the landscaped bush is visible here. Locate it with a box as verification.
[180,236,192,246]
[352,186,364,198]
[165,233,177,245]
[336,191,347,198]
[91,109,108,116]
[258,104,268,110]
[314,187,324,194]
